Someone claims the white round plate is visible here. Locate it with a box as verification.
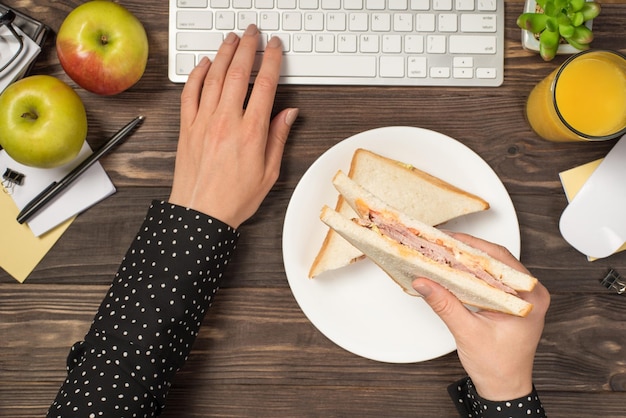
[282,126,520,363]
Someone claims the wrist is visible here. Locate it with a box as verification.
[471,373,534,401]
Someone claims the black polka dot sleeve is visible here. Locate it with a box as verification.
[48,200,239,417]
[448,377,547,417]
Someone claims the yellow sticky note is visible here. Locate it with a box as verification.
[559,159,603,202]
[559,159,626,259]
[0,191,73,282]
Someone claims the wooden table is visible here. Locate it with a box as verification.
[2,1,625,416]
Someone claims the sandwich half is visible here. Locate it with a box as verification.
[319,171,537,317]
[309,149,490,278]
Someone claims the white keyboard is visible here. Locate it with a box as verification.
[168,0,504,86]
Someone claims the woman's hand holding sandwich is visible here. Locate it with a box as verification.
[412,233,550,402]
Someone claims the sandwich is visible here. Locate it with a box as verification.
[308,149,490,278]
[319,171,537,317]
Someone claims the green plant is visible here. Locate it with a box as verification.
[517,0,601,61]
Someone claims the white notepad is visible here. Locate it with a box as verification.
[0,142,116,236]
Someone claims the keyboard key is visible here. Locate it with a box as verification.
[455,0,474,11]
[476,67,497,78]
[366,0,385,10]
[299,0,318,9]
[176,53,196,75]
[449,35,496,54]
[257,33,269,50]
[327,13,347,31]
[404,35,424,53]
[293,33,313,51]
[453,56,473,67]
[408,56,427,77]
[343,0,363,9]
[343,0,363,10]
[281,55,376,77]
[382,35,402,53]
[349,13,369,31]
[433,0,453,10]
[234,0,253,7]
[177,32,223,50]
[478,0,496,11]
[277,0,296,7]
[389,0,408,10]
[410,0,429,10]
[380,56,405,77]
[272,33,291,50]
[211,0,229,8]
[177,11,213,30]
[178,0,208,7]
[393,13,413,31]
[460,14,497,32]
[453,67,473,78]
[259,11,280,30]
[315,34,335,52]
[427,35,446,53]
[215,11,235,30]
[430,67,451,78]
[322,0,341,9]
[282,12,302,30]
[238,11,258,29]
[416,14,435,32]
[371,13,391,31]
[304,12,324,30]
[438,13,458,32]
[360,34,379,52]
[337,34,358,52]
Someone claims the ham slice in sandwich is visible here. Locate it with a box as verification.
[319,171,537,317]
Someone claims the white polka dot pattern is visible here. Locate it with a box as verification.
[48,201,239,417]
[46,201,546,417]
[448,377,547,418]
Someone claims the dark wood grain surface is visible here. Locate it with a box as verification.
[2,1,626,416]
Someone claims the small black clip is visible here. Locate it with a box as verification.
[600,269,626,295]
[2,168,25,194]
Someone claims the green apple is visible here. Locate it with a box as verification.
[0,75,87,168]
[56,1,149,96]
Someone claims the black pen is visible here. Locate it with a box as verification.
[17,115,145,224]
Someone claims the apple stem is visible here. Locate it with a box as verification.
[101,34,109,45]
[21,111,38,121]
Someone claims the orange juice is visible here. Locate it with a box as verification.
[526,50,626,142]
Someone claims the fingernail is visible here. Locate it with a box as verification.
[197,56,210,67]
[285,108,299,127]
[412,282,432,297]
[224,32,238,44]
[267,36,282,49]
[245,24,259,36]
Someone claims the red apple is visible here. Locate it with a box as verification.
[56,1,149,96]
[0,75,87,168]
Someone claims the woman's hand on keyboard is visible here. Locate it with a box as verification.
[169,24,299,228]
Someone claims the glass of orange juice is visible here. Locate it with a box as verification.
[526,50,626,142]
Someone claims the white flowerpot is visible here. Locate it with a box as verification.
[521,0,594,55]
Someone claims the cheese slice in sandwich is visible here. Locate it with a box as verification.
[309,149,490,278]
[320,171,537,317]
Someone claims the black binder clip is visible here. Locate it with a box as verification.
[599,269,626,295]
[1,167,24,194]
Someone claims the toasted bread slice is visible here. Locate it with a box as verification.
[309,149,490,278]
